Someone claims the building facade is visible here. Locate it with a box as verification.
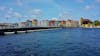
[26,20,32,27]
[40,20,49,27]
[32,19,37,27]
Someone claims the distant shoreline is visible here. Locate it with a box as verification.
[64,27,100,28]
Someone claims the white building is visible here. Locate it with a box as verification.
[40,20,49,27]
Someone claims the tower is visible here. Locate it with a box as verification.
[79,17,83,26]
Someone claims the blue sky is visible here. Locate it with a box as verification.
[0,0,100,23]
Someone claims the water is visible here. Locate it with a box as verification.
[0,28,100,56]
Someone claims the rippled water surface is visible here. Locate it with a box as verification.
[0,28,100,56]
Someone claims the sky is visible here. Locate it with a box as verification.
[0,0,100,23]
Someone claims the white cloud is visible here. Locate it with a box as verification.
[95,0,100,2]
[85,5,94,11]
[76,0,84,3]
[0,6,6,11]
[51,17,58,20]
[58,12,71,20]
[29,9,42,15]
[31,0,53,3]
[16,0,53,5]
[5,14,11,18]
[16,0,23,6]
[28,9,43,19]
[0,6,14,14]
[7,8,14,14]
[14,12,22,17]
[9,8,13,11]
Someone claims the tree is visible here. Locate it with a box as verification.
[93,20,100,26]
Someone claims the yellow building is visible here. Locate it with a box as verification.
[79,17,84,27]
[66,20,72,27]
[32,19,37,27]
[82,23,94,28]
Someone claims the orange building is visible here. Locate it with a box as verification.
[32,19,37,27]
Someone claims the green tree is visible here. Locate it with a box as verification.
[93,20,100,26]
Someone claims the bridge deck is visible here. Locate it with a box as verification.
[0,27,62,35]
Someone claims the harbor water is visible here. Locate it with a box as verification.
[0,28,100,56]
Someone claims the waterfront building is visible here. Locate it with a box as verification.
[0,23,15,29]
[66,19,72,27]
[18,22,27,28]
[26,20,32,27]
[82,19,93,28]
[37,21,40,27]
[0,23,8,29]
[59,20,66,27]
[49,20,55,27]
[12,23,19,28]
[0,23,5,29]
[40,20,49,27]
[50,18,59,27]
[79,17,84,27]
[79,17,94,28]
[71,21,79,27]
[32,19,37,27]
[55,21,60,27]
[82,23,94,28]
[65,19,79,27]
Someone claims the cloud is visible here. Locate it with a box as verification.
[0,6,6,11]
[4,9,22,20]
[13,12,22,18]
[28,9,43,19]
[16,0,53,5]
[0,6,14,14]
[93,14,100,17]
[0,6,23,19]
[51,17,58,20]
[85,5,94,11]
[7,8,14,14]
[5,14,11,18]
[16,0,23,6]
[95,0,100,2]
[31,0,53,3]
[7,9,22,18]
[58,12,71,20]
[75,0,84,3]
[29,9,42,15]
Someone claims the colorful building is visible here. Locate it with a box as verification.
[49,20,55,27]
[12,23,19,28]
[59,20,66,27]
[0,23,13,29]
[79,17,84,27]
[66,19,72,27]
[40,20,49,27]
[18,22,27,28]
[54,21,60,27]
[72,21,79,27]
[66,19,79,27]
[32,19,37,27]
[26,20,32,27]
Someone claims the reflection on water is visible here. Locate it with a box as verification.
[0,28,100,56]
